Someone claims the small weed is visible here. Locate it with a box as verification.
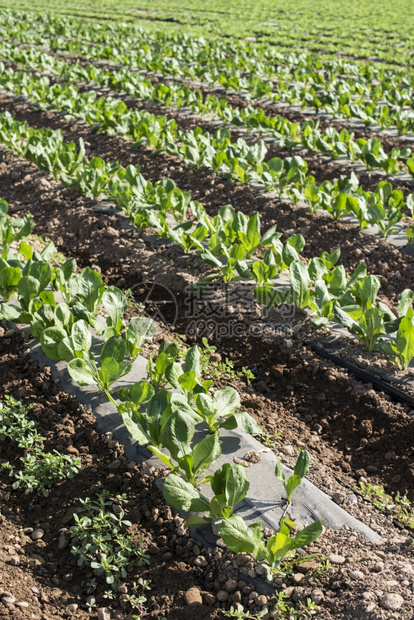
[200,337,255,384]
[358,482,414,529]
[223,604,269,619]
[69,490,150,591]
[261,429,283,448]
[270,592,318,618]
[0,395,81,495]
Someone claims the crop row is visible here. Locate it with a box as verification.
[3,41,414,183]
[2,10,414,135]
[0,2,412,67]
[1,111,414,369]
[1,63,414,245]
[0,200,323,580]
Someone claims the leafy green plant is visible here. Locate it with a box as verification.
[220,516,322,579]
[4,451,81,495]
[380,296,414,369]
[67,335,132,398]
[358,482,414,529]
[69,490,149,590]
[275,450,311,506]
[162,462,250,525]
[0,395,81,495]
[223,604,269,619]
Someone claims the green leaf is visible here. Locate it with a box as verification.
[40,326,67,360]
[160,410,195,460]
[192,432,221,474]
[220,516,264,557]
[129,381,154,407]
[120,409,150,445]
[285,475,302,503]
[293,520,323,548]
[102,286,127,333]
[101,335,127,364]
[162,473,210,512]
[224,464,250,509]
[72,267,104,313]
[294,450,311,478]
[233,411,263,435]
[72,319,92,353]
[184,345,201,377]
[68,358,97,386]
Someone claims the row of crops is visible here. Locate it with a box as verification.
[2,10,414,131]
[0,0,412,66]
[0,10,413,369]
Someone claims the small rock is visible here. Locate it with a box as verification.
[10,556,20,566]
[31,528,45,540]
[328,554,346,565]
[29,554,45,566]
[350,570,364,580]
[255,563,267,576]
[293,573,304,584]
[184,587,202,606]
[97,609,111,620]
[16,602,29,609]
[1,594,16,605]
[297,560,319,574]
[380,593,404,611]
[256,595,268,606]
[62,507,78,524]
[108,459,122,470]
[11,170,21,181]
[224,579,238,592]
[311,589,324,604]
[332,492,345,505]
[66,603,79,613]
[106,227,120,238]
[280,444,295,457]
[193,556,208,567]
[203,593,216,605]
[58,532,70,550]
[216,590,229,602]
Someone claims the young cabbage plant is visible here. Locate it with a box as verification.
[163,463,250,526]
[125,316,157,360]
[380,290,414,369]
[67,335,132,400]
[334,302,390,352]
[194,386,262,435]
[366,184,405,238]
[149,408,222,486]
[15,259,52,312]
[40,318,92,362]
[68,267,106,333]
[164,345,213,404]
[51,257,77,303]
[146,341,181,388]
[0,200,34,258]
[220,515,322,579]
[275,450,311,506]
[380,312,414,369]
